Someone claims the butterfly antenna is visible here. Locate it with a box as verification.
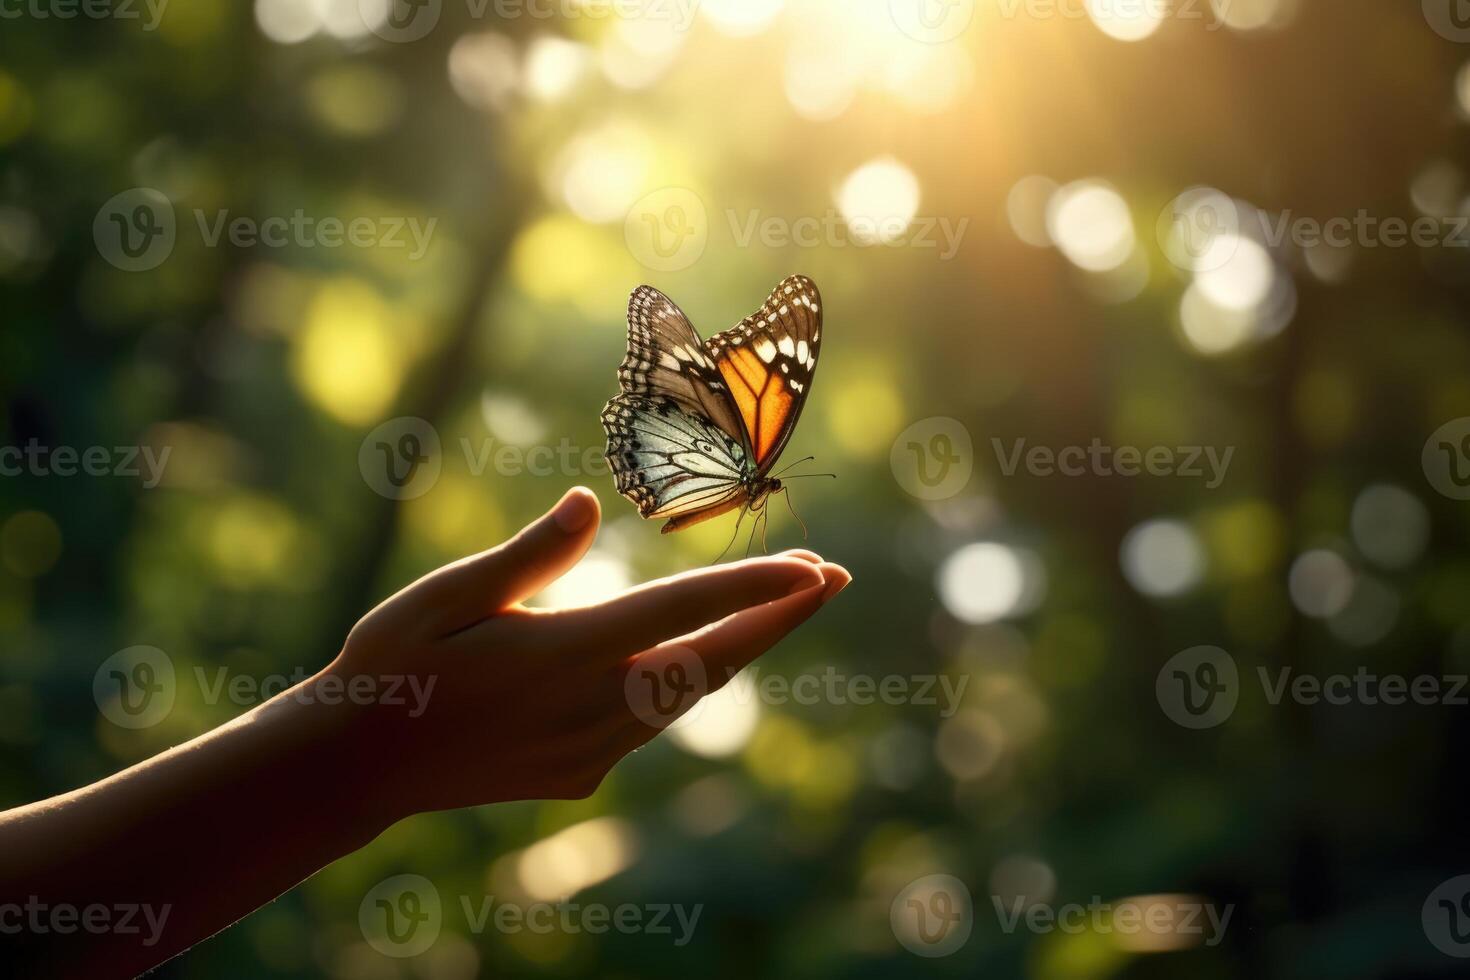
[711,505,748,566]
[777,472,837,481]
[782,486,809,541]
[770,456,816,478]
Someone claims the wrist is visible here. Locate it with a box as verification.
[260,667,407,848]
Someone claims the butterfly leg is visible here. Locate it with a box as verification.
[711,504,749,566]
[744,501,768,560]
[781,486,809,541]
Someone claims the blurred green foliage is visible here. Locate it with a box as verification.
[4,0,1470,977]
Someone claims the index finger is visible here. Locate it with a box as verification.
[544,557,826,661]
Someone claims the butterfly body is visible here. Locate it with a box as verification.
[658,477,784,534]
[601,276,822,540]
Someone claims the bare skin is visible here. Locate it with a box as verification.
[0,487,850,977]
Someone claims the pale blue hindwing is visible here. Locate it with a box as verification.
[601,394,751,519]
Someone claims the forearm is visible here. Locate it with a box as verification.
[0,669,395,977]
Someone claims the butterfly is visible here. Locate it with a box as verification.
[601,275,826,553]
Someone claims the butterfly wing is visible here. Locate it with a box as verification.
[615,284,749,450]
[704,274,822,476]
[601,393,751,524]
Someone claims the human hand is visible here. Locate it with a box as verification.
[322,487,849,825]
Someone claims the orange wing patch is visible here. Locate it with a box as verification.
[716,347,794,464]
[717,348,760,443]
[754,378,793,463]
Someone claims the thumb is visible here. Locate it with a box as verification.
[415,487,601,635]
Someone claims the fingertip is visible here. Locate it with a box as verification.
[552,486,599,534]
[726,555,824,596]
[776,548,825,564]
[776,559,826,596]
[816,562,851,602]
